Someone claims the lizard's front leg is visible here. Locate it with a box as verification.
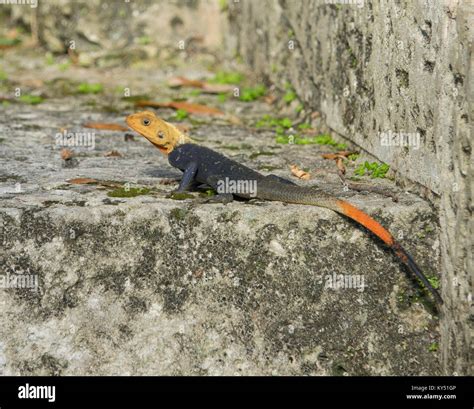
[175,161,198,192]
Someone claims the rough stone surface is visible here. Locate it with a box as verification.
[227,0,472,376]
[0,111,442,374]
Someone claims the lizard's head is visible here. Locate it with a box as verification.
[126,110,191,155]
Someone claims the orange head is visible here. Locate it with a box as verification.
[125,110,191,154]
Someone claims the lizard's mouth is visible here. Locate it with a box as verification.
[150,141,170,154]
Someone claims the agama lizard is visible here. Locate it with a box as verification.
[126,110,443,305]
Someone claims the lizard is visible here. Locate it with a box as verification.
[126,110,443,305]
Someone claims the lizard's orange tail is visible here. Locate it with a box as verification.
[336,200,443,305]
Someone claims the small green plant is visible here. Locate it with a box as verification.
[175,109,189,120]
[354,161,390,178]
[137,36,151,45]
[240,84,266,101]
[210,71,244,85]
[18,95,44,105]
[169,192,194,200]
[347,153,359,161]
[76,83,104,94]
[0,70,7,81]
[255,115,292,129]
[427,276,440,290]
[283,89,297,104]
[45,53,55,66]
[217,93,228,103]
[218,0,228,11]
[295,104,304,113]
[58,61,71,71]
[313,134,347,150]
[428,342,438,352]
[275,134,347,149]
[0,37,21,47]
[297,123,312,130]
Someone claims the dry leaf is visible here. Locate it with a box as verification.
[290,165,311,180]
[67,178,97,185]
[135,100,224,116]
[68,48,80,65]
[264,94,277,105]
[167,76,205,88]
[104,150,122,157]
[336,157,346,174]
[321,153,339,160]
[321,151,357,160]
[60,148,74,160]
[84,122,129,132]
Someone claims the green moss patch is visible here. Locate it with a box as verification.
[107,187,151,198]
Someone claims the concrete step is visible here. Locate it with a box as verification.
[0,105,441,375]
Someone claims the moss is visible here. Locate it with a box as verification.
[19,95,44,105]
[240,143,253,150]
[169,208,188,221]
[137,36,151,45]
[175,109,188,120]
[120,94,152,102]
[210,71,244,85]
[275,133,347,150]
[76,83,104,94]
[218,0,228,11]
[0,37,21,47]
[258,165,281,171]
[249,151,276,159]
[198,189,216,198]
[426,276,440,290]
[107,187,151,198]
[283,89,297,104]
[240,85,266,102]
[168,192,195,200]
[222,145,241,150]
[256,115,292,129]
[217,93,228,102]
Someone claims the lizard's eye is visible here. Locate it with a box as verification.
[158,131,164,139]
[142,118,151,126]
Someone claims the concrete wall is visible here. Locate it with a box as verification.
[6,0,225,53]
[227,0,472,375]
